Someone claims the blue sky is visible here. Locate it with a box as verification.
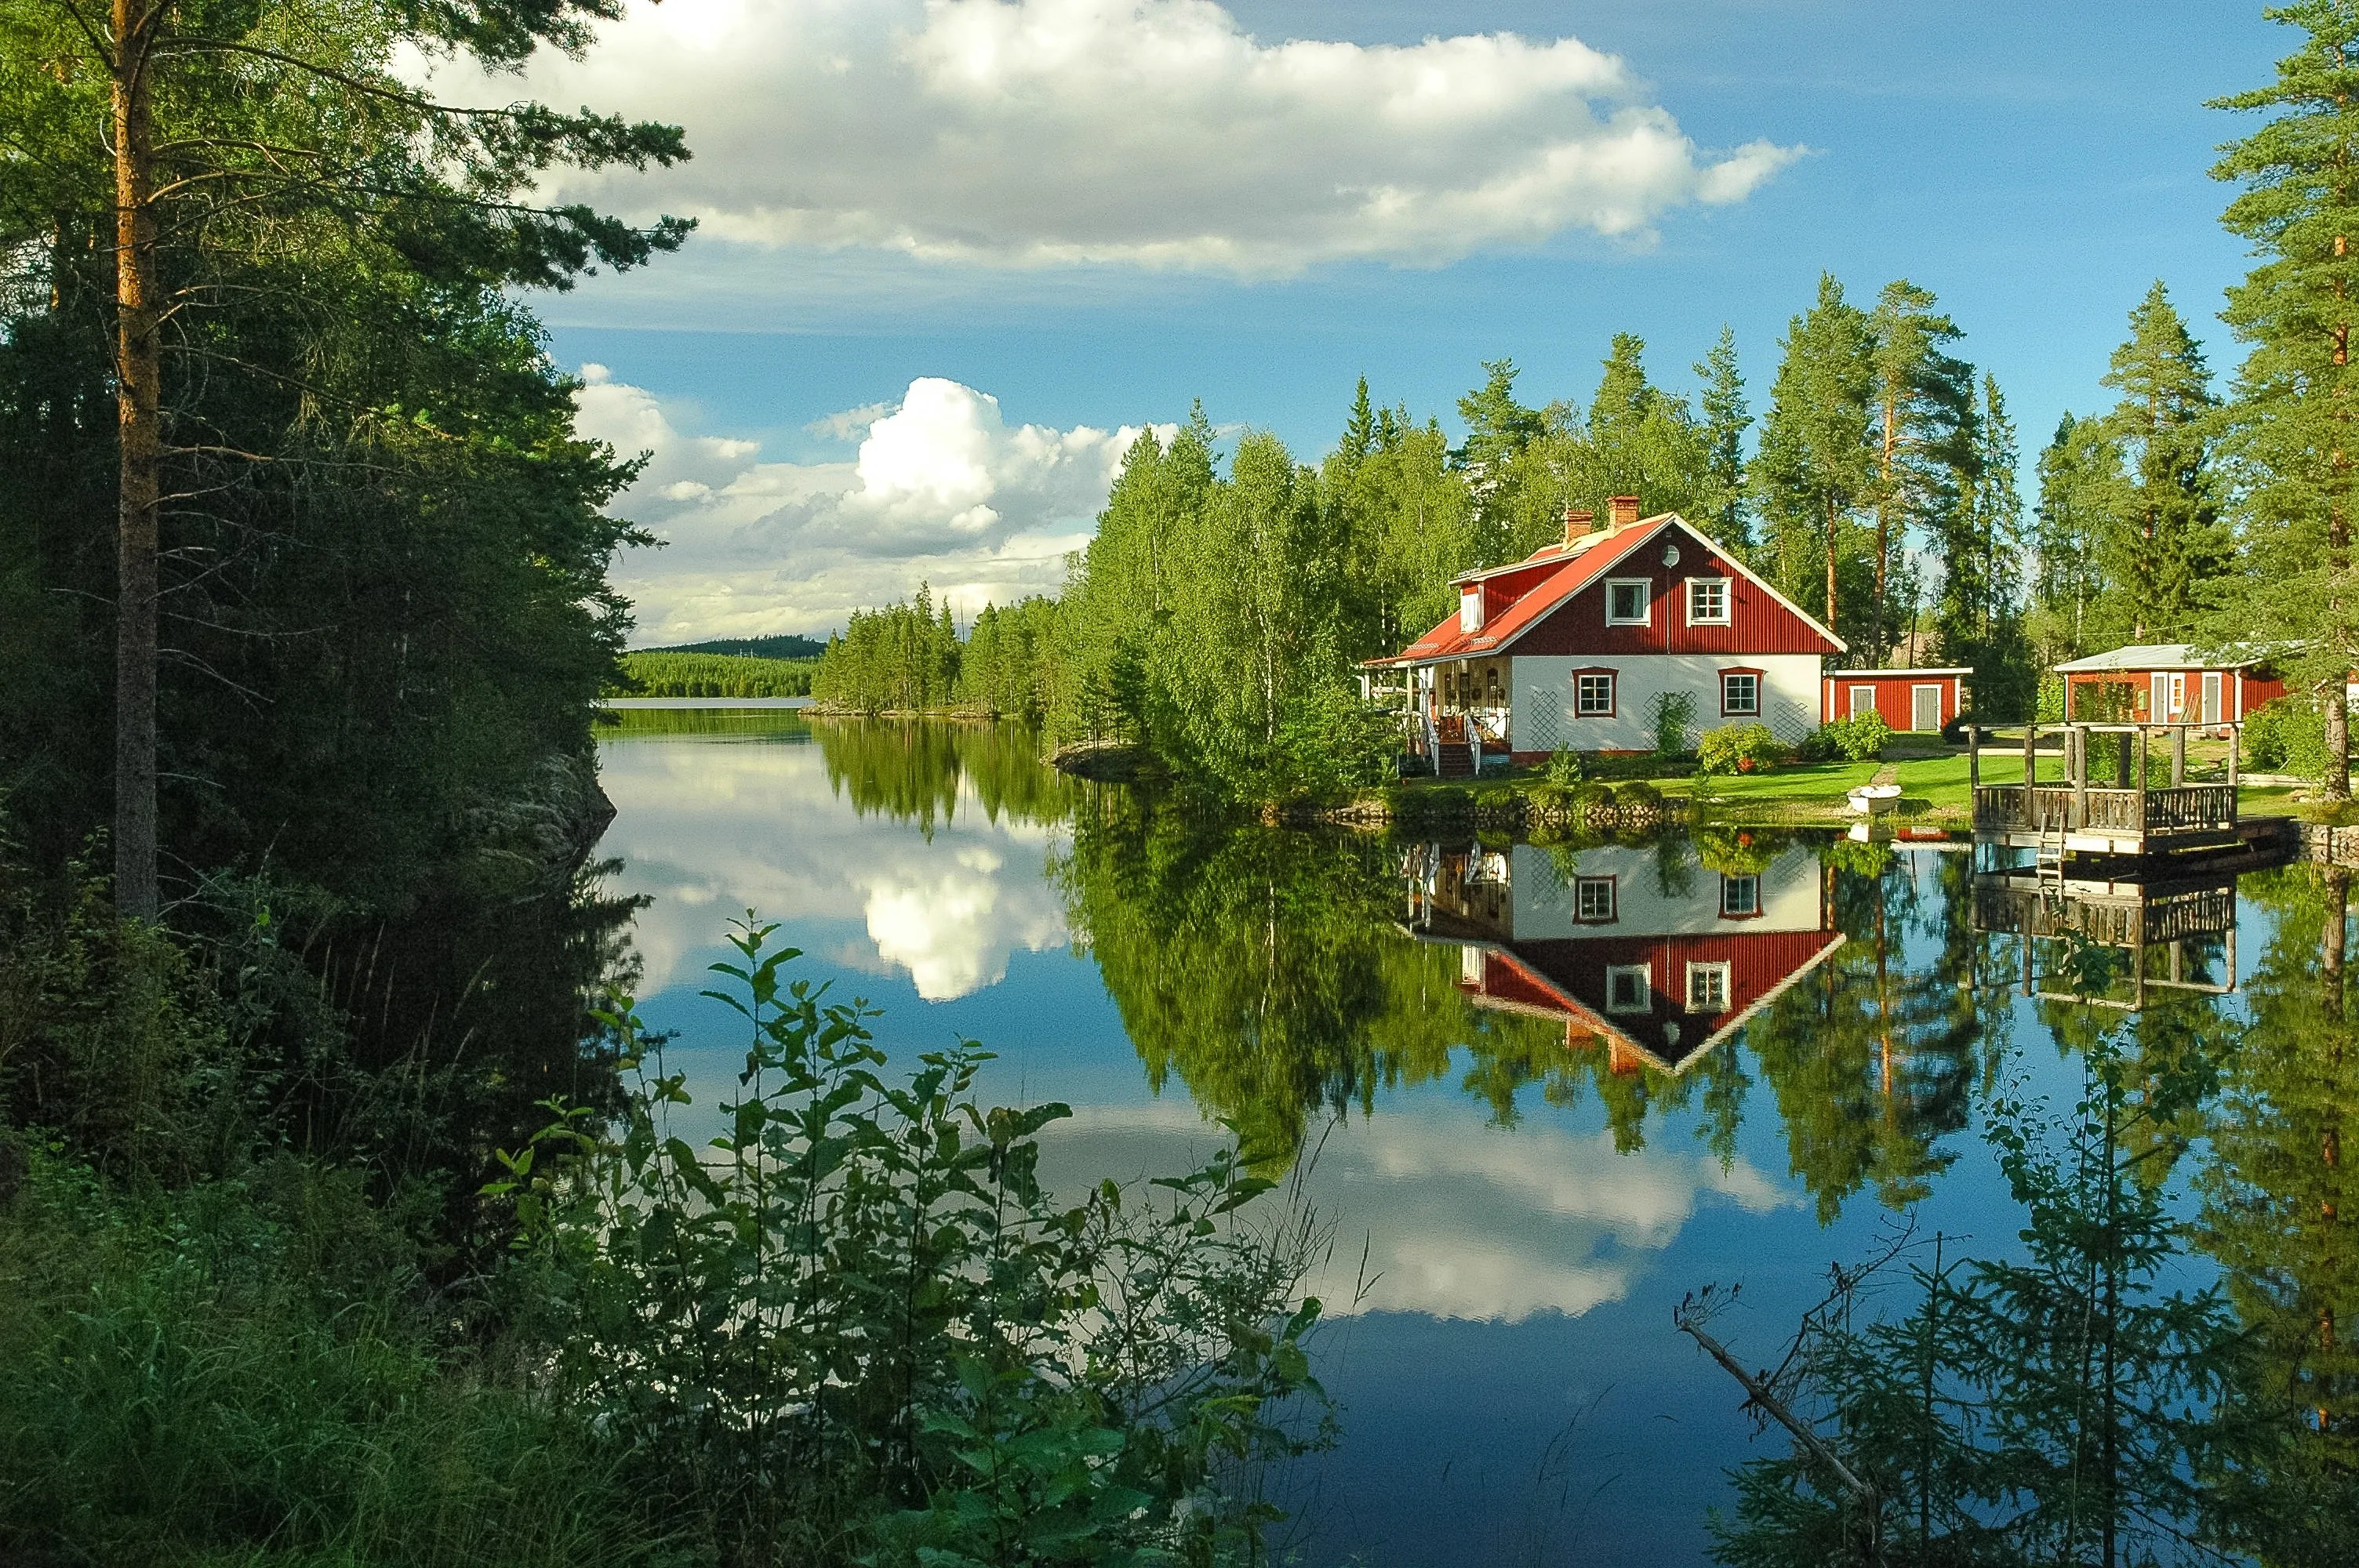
[489,0,2285,642]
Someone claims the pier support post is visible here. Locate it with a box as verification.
[2023,722,2036,788]
[2172,724,2186,788]
[1968,724,1979,791]
[2072,726,2088,830]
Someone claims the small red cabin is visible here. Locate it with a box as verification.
[2052,644,2281,729]
[1820,668,1972,734]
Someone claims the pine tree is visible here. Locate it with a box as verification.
[1696,325,1754,552]
[1754,274,1877,646]
[2098,282,2221,644]
[2,0,690,916]
[1867,281,1978,662]
[2211,11,2359,799]
[1936,375,2032,713]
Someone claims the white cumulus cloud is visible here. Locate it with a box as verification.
[434,0,1799,276]
[572,369,1147,641]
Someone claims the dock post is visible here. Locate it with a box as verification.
[1967,724,1979,791]
[2072,726,2088,830]
[2023,722,2036,789]
[2229,724,2240,796]
[2172,724,2186,787]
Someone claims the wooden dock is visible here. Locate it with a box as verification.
[1968,865,2240,1010]
[1967,721,2239,856]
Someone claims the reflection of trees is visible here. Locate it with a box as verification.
[811,718,1074,837]
[1057,798,1755,1164]
[2194,865,2359,1566]
[1740,848,1986,1221]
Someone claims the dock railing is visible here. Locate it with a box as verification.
[1964,720,2241,845]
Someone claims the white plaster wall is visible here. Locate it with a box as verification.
[1510,654,1822,753]
[1504,844,1822,942]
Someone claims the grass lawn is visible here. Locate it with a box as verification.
[1661,753,1976,817]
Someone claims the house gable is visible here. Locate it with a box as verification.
[1507,520,1841,659]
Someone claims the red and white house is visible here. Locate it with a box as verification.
[1366,499,1847,763]
[1402,837,1845,1073]
[1822,668,1973,734]
[2052,644,2284,728]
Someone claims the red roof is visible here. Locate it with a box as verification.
[1368,513,1844,666]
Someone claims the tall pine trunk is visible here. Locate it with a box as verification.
[111,0,163,918]
[1825,493,1840,638]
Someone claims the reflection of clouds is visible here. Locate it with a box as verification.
[597,734,1067,1000]
[1037,1101,1794,1325]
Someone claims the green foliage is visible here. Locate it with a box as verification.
[652,634,826,660]
[960,597,1064,721]
[1654,690,1699,756]
[2242,695,2332,778]
[1754,274,1878,641]
[814,585,965,714]
[1696,724,1788,776]
[495,921,1332,1566]
[1810,711,1892,763]
[616,651,816,698]
[1616,779,1665,811]
[1546,746,1587,789]
[812,718,1074,837]
[2205,9,2359,794]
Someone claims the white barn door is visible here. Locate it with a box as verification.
[1911,684,1941,733]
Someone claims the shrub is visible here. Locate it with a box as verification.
[1616,780,1664,811]
[1546,746,1586,789]
[1696,724,1788,776]
[1810,711,1892,764]
[2244,695,2332,779]
[493,923,1332,1566]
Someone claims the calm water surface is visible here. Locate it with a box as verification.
[593,711,2277,1566]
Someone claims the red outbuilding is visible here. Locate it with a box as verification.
[1820,667,1972,734]
[2052,644,2282,730]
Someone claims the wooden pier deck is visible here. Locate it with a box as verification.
[1966,720,2240,857]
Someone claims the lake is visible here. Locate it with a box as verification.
[593,710,2303,1566]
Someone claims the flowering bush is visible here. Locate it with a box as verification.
[1696,724,1789,776]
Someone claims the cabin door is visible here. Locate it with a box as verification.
[1911,684,1941,734]
[2150,673,2171,720]
[1849,685,1877,720]
[2201,672,2223,725]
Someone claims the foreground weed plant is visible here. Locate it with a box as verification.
[493,917,1332,1566]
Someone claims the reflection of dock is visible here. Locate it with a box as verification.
[1400,841,1844,1073]
[1969,867,2238,1010]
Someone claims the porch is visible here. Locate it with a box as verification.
[1366,658,1512,778]
[1965,721,2241,856]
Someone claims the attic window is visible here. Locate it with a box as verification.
[1605,579,1650,626]
[1459,586,1482,634]
[1688,578,1732,625]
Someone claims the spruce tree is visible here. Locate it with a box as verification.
[1754,274,1877,646]
[2212,9,2359,798]
[2033,413,2119,666]
[1696,325,1754,552]
[2098,283,2221,644]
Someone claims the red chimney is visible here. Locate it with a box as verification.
[1561,507,1594,546]
[1608,495,1641,529]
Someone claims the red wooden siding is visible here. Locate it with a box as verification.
[2063,667,2280,722]
[1511,521,1836,657]
[1463,927,1839,1070]
[1820,674,1961,731]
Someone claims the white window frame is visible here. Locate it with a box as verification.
[1685,961,1732,1014]
[1686,577,1732,626]
[1605,578,1652,626]
[1605,964,1652,1015]
[1574,876,1617,924]
[1720,873,1761,918]
[1459,586,1482,634]
[1576,672,1616,717]
[1721,671,1760,717]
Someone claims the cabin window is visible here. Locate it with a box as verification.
[1687,578,1732,626]
[1721,874,1761,918]
[1605,964,1652,1014]
[1685,962,1732,1014]
[1459,586,1482,634]
[1605,579,1651,626]
[1574,876,1617,924]
[1576,672,1616,717]
[1721,671,1760,717]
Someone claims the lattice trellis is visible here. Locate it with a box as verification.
[1522,704,1565,753]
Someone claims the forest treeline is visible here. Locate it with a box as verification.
[817,228,2339,797]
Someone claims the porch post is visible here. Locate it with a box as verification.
[2172,724,2186,788]
[2072,726,2088,830]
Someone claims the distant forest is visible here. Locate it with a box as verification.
[646,633,826,661]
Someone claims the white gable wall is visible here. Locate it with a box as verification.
[1509,653,1823,754]
[1502,843,1822,941]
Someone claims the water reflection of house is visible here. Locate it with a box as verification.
[1401,841,1845,1073]
[1969,866,2238,1010]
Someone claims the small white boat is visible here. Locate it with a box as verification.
[1847,783,1903,816]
